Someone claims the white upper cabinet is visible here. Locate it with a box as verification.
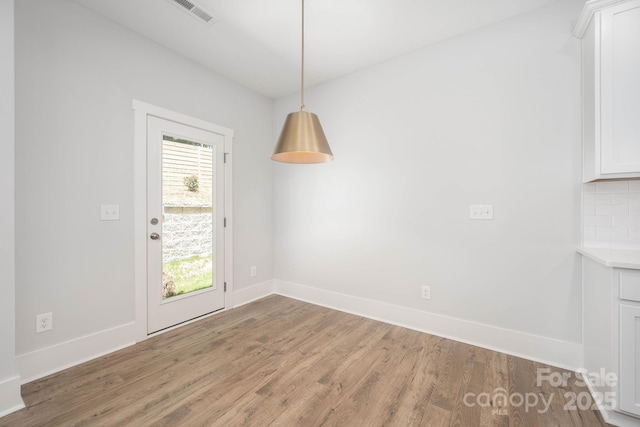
[575,0,640,182]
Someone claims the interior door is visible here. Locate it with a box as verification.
[147,115,225,334]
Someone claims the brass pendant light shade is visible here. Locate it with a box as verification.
[271,0,334,164]
[272,111,333,164]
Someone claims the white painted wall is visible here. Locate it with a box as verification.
[0,0,25,416]
[273,0,584,345]
[14,0,273,356]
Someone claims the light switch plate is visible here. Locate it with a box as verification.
[101,204,120,221]
[469,205,493,220]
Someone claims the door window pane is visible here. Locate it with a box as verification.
[161,135,215,299]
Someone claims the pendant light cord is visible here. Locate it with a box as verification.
[300,0,305,111]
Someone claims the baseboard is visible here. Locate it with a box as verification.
[10,280,585,395]
[15,279,274,385]
[582,370,613,424]
[16,322,136,384]
[233,280,274,308]
[0,375,25,418]
[583,374,640,427]
[607,411,640,427]
[274,279,583,371]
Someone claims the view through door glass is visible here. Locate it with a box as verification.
[161,135,215,300]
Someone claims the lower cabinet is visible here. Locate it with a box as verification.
[582,256,640,425]
[620,304,640,417]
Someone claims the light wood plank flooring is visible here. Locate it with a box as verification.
[1,295,608,426]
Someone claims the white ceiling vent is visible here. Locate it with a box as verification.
[166,0,217,25]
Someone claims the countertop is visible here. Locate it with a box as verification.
[578,247,640,270]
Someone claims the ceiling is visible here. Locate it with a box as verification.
[73,0,563,98]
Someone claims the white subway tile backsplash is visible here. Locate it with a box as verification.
[583,179,640,250]
[584,193,612,205]
[612,194,640,204]
[584,215,612,227]
[596,181,629,193]
[614,240,640,250]
[596,204,628,216]
[583,235,612,249]
[584,182,597,193]
[613,216,640,227]
[584,226,596,238]
[596,226,629,239]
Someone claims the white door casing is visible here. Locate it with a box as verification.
[133,100,234,340]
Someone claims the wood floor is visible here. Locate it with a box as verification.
[1,295,607,426]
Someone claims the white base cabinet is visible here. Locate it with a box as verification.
[582,257,640,426]
[620,304,640,417]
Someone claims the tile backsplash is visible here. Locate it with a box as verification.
[583,179,640,250]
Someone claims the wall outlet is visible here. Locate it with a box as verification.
[250,266,257,277]
[421,286,431,300]
[101,204,120,221]
[469,204,494,220]
[36,312,53,333]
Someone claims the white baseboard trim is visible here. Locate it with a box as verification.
[16,322,136,384]
[0,375,25,418]
[583,374,640,427]
[233,280,274,308]
[607,411,640,427]
[14,278,274,386]
[274,279,583,371]
[582,371,613,424]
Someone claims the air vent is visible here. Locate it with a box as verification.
[191,6,214,23]
[166,0,217,25]
[173,0,195,10]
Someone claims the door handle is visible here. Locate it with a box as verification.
[150,232,160,240]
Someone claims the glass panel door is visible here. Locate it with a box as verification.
[161,135,214,299]
[147,115,225,334]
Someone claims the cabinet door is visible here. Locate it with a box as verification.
[600,0,640,175]
[620,304,640,416]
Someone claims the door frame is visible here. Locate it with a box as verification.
[133,100,234,342]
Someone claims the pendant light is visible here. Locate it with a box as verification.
[271,0,334,164]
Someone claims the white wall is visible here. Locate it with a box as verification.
[15,0,273,358]
[0,0,25,416]
[274,0,583,349]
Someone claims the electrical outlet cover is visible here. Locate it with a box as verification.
[101,204,120,221]
[36,312,53,333]
[469,204,494,220]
